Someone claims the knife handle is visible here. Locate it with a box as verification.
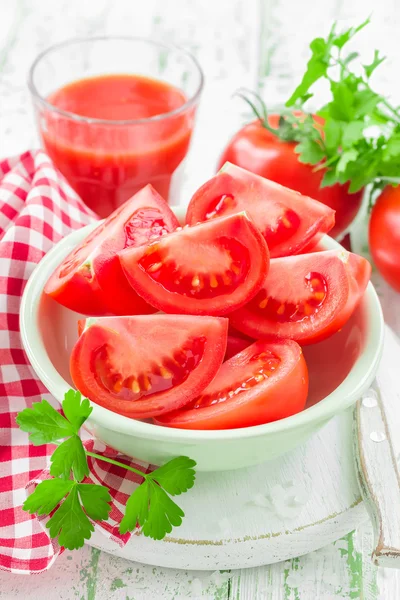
[354,386,400,568]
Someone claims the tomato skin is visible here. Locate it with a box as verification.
[155,340,308,430]
[218,115,363,238]
[186,162,335,258]
[230,250,371,345]
[119,212,269,316]
[45,185,179,316]
[369,186,400,292]
[45,260,109,316]
[70,315,228,419]
[224,335,252,360]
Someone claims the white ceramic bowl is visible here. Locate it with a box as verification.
[20,208,384,471]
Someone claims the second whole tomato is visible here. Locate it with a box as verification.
[218,114,363,238]
[369,185,400,292]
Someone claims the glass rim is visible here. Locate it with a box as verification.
[28,35,204,126]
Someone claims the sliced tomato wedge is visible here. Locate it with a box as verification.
[230,250,371,345]
[70,315,228,418]
[45,185,179,315]
[119,213,269,316]
[155,340,308,429]
[186,162,335,257]
[225,335,252,360]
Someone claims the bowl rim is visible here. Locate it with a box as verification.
[20,216,384,442]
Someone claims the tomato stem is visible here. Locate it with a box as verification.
[85,450,148,479]
[234,88,279,135]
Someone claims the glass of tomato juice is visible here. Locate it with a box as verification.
[28,37,203,217]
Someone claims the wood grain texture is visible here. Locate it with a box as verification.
[1,0,400,597]
[355,386,400,568]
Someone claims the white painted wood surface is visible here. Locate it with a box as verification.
[1,0,400,597]
[355,383,400,568]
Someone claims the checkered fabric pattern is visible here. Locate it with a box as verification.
[0,151,152,574]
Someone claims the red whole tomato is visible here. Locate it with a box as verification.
[119,213,269,316]
[230,250,371,345]
[369,186,400,292]
[218,115,363,238]
[45,185,179,315]
[186,162,335,257]
[155,339,308,429]
[70,315,228,418]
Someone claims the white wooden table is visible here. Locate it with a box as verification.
[1,0,400,597]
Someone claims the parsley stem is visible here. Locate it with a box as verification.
[378,176,400,183]
[379,97,400,123]
[85,451,147,480]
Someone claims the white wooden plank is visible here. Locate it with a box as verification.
[0,546,231,599]
[355,385,400,568]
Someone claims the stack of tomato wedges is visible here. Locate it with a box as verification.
[45,163,371,430]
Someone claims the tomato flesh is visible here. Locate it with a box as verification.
[45,185,179,315]
[230,250,371,344]
[155,340,308,429]
[70,315,228,418]
[369,186,400,292]
[186,163,335,257]
[119,212,269,316]
[217,115,363,238]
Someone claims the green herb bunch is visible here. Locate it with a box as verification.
[16,390,196,550]
[241,17,400,197]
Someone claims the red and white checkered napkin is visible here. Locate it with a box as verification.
[0,151,153,574]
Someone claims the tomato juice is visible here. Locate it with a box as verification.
[41,74,195,217]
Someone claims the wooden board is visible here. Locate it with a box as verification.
[85,408,366,570]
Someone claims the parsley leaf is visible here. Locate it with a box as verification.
[62,389,92,432]
[364,49,386,78]
[295,139,325,165]
[78,484,112,521]
[120,456,197,539]
[341,121,365,147]
[332,16,370,49]
[337,149,359,174]
[47,485,94,550]
[286,37,330,107]
[17,391,197,550]
[148,456,197,495]
[276,19,400,195]
[50,435,89,482]
[23,479,74,515]
[120,479,185,540]
[16,400,74,445]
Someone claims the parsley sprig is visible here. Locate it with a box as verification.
[240,17,400,198]
[16,390,196,550]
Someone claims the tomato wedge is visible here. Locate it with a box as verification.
[119,213,269,316]
[230,250,371,345]
[186,162,335,257]
[70,315,228,418]
[225,335,252,360]
[45,185,179,315]
[155,340,308,429]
